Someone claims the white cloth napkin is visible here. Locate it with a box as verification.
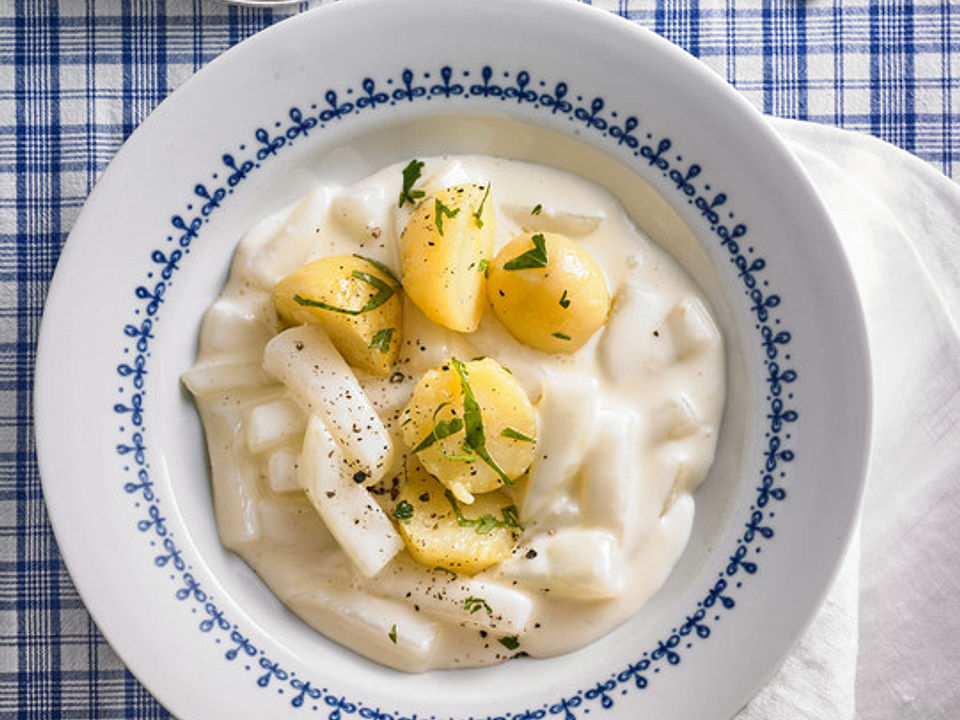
[736,119,960,719]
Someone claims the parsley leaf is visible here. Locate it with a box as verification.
[398,160,425,207]
[498,635,520,651]
[477,259,490,276]
[450,358,512,484]
[352,254,401,287]
[552,332,572,341]
[464,596,492,615]
[411,402,465,454]
[501,427,535,443]
[473,183,491,228]
[531,203,542,215]
[389,624,398,644]
[368,328,395,353]
[444,490,523,535]
[503,233,548,271]
[294,270,394,315]
[501,505,522,528]
[393,500,414,524]
[559,289,570,309]
[435,198,460,236]
[475,515,499,535]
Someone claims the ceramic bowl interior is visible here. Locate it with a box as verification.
[162,108,749,667]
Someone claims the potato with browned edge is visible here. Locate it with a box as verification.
[487,232,610,353]
[273,254,401,376]
[400,183,495,332]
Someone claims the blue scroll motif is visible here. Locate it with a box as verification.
[429,66,464,99]
[134,282,164,316]
[469,66,503,98]
[286,107,318,140]
[757,474,787,507]
[392,69,426,103]
[257,657,289,688]
[225,629,258,661]
[200,602,230,633]
[123,318,153,352]
[117,354,147,389]
[609,115,640,148]
[584,680,617,709]
[324,694,358,720]
[549,695,582,720]
[540,81,572,114]
[194,183,226,216]
[574,97,607,130]
[504,70,537,104]
[222,153,255,187]
[319,91,354,122]
[617,658,650,689]
[254,127,285,160]
[114,392,143,426]
[171,213,201,247]
[122,467,152,501]
[640,137,671,170]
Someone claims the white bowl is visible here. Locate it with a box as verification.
[35,1,870,718]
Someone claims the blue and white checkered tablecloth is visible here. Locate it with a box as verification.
[1,1,957,717]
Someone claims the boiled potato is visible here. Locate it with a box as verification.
[273,254,401,376]
[393,464,521,574]
[400,358,537,503]
[487,232,610,353]
[400,184,495,332]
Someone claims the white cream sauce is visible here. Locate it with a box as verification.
[183,155,725,672]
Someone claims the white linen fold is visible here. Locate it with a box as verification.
[736,119,960,720]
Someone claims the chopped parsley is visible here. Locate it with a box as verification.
[477,258,490,276]
[368,328,395,353]
[503,233,548,271]
[434,198,460,236]
[352,254,401,287]
[552,332,572,341]
[434,566,458,579]
[498,635,520,651]
[450,358,512,484]
[294,270,394,315]
[531,203,542,215]
[398,160,425,207]
[559,290,570,309]
[411,402,465,454]
[444,490,523,535]
[501,427,535,443]
[388,624,398,644]
[464,596,492,615]
[473,183,491,228]
[393,500,414,524]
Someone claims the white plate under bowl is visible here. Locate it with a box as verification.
[34,1,870,718]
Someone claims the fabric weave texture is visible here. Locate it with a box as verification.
[1,0,956,717]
